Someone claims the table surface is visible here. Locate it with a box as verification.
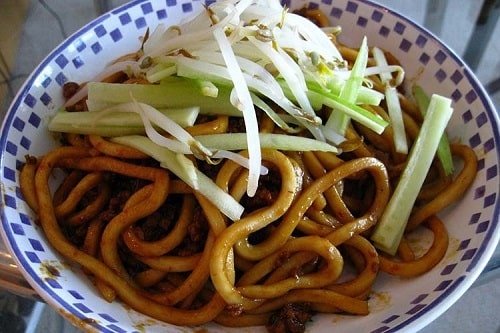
[0,1,499,333]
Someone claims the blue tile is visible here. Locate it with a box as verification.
[74,302,93,313]
[40,92,52,106]
[29,238,44,251]
[6,141,17,156]
[24,93,37,108]
[55,72,67,86]
[434,50,447,64]
[13,117,25,131]
[484,137,495,153]
[119,13,131,25]
[91,42,103,54]
[370,327,390,333]
[156,9,167,20]
[486,165,498,180]
[55,54,69,69]
[141,2,153,14]
[10,223,24,236]
[166,0,176,7]
[469,212,481,224]
[476,112,487,127]
[394,21,406,34]
[434,279,452,291]
[382,314,399,323]
[94,24,107,37]
[399,38,412,52]
[441,263,456,275]
[474,185,485,199]
[371,10,383,22]
[330,7,343,18]
[461,248,476,260]
[19,213,31,225]
[135,17,147,29]
[357,16,368,27]
[110,28,123,42]
[20,136,31,150]
[41,76,52,88]
[28,112,41,127]
[307,2,319,9]
[406,303,426,315]
[419,52,430,64]
[465,89,477,104]
[107,324,127,333]
[451,89,462,102]
[45,278,62,289]
[25,251,41,264]
[379,25,390,37]
[4,195,16,208]
[346,1,358,13]
[75,39,86,52]
[435,69,447,82]
[15,186,23,200]
[450,70,463,84]
[411,294,428,304]
[483,193,496,208]
[68,290,84,300]
[99,313,118,323]
[476,221,489,233]
[468,133,481,148]
[478,159,485,172]
[415,34,427,48]
[458,239,470,250]
[182,2,193,12]
[4,166,16,181]
[279,0,289,7]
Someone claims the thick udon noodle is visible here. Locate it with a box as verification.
[20,9,478,331]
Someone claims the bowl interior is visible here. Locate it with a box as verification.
[0,1,499,332]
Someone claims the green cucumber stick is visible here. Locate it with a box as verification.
[371,94,453,255]
[412,85,454,176]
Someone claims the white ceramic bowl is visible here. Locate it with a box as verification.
[1,0,499,332]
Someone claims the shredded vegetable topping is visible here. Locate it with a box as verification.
[50,0,419,218]
[24,1,483,331]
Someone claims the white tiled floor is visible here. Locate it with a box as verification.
[0,1,499,332]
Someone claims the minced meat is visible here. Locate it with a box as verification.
[266,303,314,333]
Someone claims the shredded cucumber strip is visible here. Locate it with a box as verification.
[194,133,338,153]
[372,47,408,154]
[111,135,245,220]
[146,63,177,82]
[371,94,454,255]
[196,80,219,98]
[413,85,454,176]
[308,90,388,135]
[326,37,369,135]
[48,106,199,136]
[320,79,384,106]
[87,80,241,116]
